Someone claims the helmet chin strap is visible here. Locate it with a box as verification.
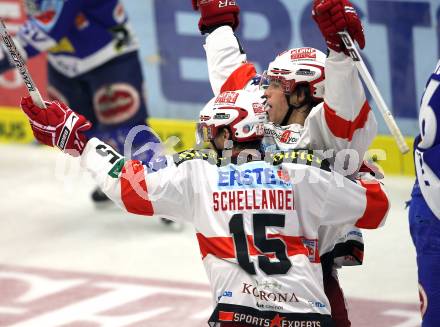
[280,94,301,126]
[280,91,312,126]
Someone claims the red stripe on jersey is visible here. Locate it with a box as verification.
[121,160,154,216]
[197,234,235,259]
[196,233,308,259]
[220,63,257,93]
[249,235,309,258]
[355,180,389,229]
[324,100,371,141]
[352,246,364,262]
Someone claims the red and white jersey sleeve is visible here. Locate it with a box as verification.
[80,138,195,222]
[204,26,255,96]
[317,171,389,230]
[80,139,389,322]
[303,50,377,169]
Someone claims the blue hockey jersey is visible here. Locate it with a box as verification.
[17,0,139,77]
[413,59,440,219]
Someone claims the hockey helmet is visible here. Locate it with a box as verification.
[196,90,267,145]
[262,47,326,102]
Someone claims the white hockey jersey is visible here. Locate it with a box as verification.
[204,26,377,173]
[203,26,380,264]
[81,138,389,326]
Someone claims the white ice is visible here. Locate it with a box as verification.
[0,144,420,326]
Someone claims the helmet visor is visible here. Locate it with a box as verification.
[260,70,294,94]
[259,70,270,90]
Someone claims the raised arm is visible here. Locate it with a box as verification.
[80,138,195,222]
[20,97,195,222]
[307,0,377,167]
[192,0,255,95]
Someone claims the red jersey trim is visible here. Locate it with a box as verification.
[355,180,389,229]
[121,160,154,216]
[352,246,364,262]
[219,311,234,322]
[324,100,371,141]
[220,63,257,93]
[196,233,310,260]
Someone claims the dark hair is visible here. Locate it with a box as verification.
[233,139,261,150]
[218,126,262,150]
[295,84,322,109]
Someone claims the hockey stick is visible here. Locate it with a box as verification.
[338,30,409,154]
[0,19,46,108]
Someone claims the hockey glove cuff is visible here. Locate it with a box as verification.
[21,96,92,157]
[312,0,365,53]
[192,0,240,34]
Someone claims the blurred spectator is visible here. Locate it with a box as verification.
[0,0,159,203]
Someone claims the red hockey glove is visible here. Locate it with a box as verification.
[312,0,365,53]
[192,0,240,34]
[21,96,92,157]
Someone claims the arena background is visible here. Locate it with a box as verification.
[0,1,438,326]
[1,0,439,174]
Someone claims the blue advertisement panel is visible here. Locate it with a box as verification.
[123,0,440,135]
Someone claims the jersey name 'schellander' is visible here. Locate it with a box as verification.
[80,137,389,325]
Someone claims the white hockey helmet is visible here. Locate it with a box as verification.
[196,90,267,144]
[264,47,326,102]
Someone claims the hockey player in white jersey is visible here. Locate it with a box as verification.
[408,59,440,326]
[192,0,380,325]
[20,89,389,327]
[194,0,374,169]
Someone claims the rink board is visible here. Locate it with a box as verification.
[0,106,414,175]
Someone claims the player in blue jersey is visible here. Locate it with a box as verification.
[0,0,159,202]
[409,59,440,326]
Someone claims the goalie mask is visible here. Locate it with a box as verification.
[261,47,326,102]
[196,90,267,146]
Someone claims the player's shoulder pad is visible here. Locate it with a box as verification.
[265,149,331,171]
